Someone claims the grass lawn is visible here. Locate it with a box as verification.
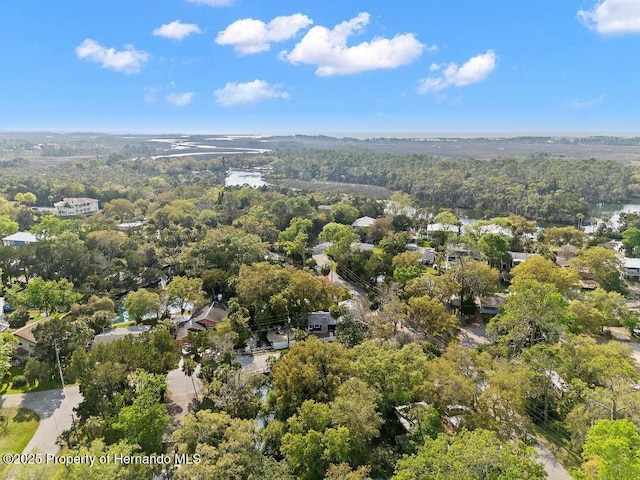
[0,366,62,395]
[0,407,40,478]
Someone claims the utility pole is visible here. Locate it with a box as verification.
[53,339,65,388]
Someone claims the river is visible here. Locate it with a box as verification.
[224,169,268,188]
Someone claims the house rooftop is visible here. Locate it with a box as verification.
[13,316,51,344]
[625,257,640,269]
[92,325,151,345]
[352,216,376,228]
[2,231,38,243]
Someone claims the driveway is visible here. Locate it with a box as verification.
[0,386,81,454]
[166,358,202,422]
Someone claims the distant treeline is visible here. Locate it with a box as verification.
[271,149,640,222]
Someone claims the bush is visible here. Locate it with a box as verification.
[11,375,27,388]
[7,308,29,329]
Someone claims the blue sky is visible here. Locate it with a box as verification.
[1,0,640,135]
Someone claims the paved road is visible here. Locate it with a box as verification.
[0,386,81,454]
[535,442,572,480]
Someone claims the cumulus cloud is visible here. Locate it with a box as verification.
[216,14,313,55]
[578,0,640,34]
[280,12,426,76]
[75,39,149,74]
[153,20,202,40]
[186,0,233,6]
[417,50,497,94]
[166,92,195,106]
[213,80,289,106]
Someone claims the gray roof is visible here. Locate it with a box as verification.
[2,231,38,243]
[352,216,376,228]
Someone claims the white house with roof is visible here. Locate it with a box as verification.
[2,231,38,247]
[352,216,376,229]
[625,257,640,282]
[12,317,50,362]
[54,197,99,216]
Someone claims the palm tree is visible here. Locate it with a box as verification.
[182,358,199,402]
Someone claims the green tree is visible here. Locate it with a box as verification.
[569,288,627,334]
[510,255,580,296]
[320,222,359,263]
[269,337,353,419]
[622,227,640,257]
[277,217,313,264]
[542,225,586,247]
[379,231,411,256]
[403,273,459,303]
[182,358,199,401]
[570,246,627,294]
[353,341,431,414]
[493,215,536,251]
[0,332,17,380]
[281,401,351,480]
[574,419,640,480]
[19,277,81,315]
[478,233,510,269]
[112,370,170,454]
[124,288,161,321]
[166,276,205,315]
[487,280,573,355]
[393,429,545,480]
[0,214,19,237]
[446,257,500,312]
[335,312,369,348]
[330,378,383,463]
[171,409,267,480]
[406,295,459,347]
[24,358,51,387]
[332,201,360,225]
[33,316,93,367]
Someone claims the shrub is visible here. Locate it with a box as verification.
[11,375,27,388]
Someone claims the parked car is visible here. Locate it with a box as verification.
[3,303,11,313]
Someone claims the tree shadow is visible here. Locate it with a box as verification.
[13,407,39,423]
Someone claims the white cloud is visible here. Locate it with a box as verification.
[417,50,497,94]
[186,0,233,6]
[213,80,290,106]
[76,39,149,74]
[216,14,313,55]
[571,95,605,109]
[153,20,202,41]
[578,0,640,34]
[281,12,426,76]
[166,92,195,106]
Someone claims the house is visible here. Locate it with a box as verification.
[506,252,535,270]
[625,257,640,282]
[91,325,151,346]
[2,231,38,247]
[352,242,375,252]
[307,311,337,337]
[12,317,51,362]
[479,294,507,316]
[405,245,436,265]
[175,302,228,345]
[117,221,146,231]
[54,197,99,216]
[352,216,376,229]
[394,402,430,434]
